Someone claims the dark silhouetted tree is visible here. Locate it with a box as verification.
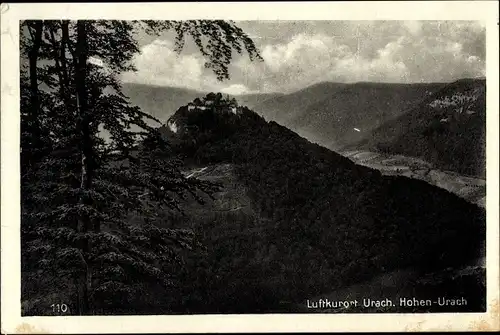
[21,19,262,315]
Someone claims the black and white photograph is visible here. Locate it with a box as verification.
[1,1,499,333]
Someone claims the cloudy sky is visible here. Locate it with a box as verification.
[121,21,486,95]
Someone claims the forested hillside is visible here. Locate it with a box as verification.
[158,94,486,313]
[252,82,447,149]
[354,78,486,177]
[124,81,449,150]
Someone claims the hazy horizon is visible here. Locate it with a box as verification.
[122,75,486,96]
[121,20,486,95]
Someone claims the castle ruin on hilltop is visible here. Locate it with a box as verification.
[187,92,241,115]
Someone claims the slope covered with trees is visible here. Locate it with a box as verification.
[354,78,486,177]
[159,94,486,313]
[288,82,447,149]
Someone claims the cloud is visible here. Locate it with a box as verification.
[261,33,334,72]
[121,39,254,95]
[403,21,423,35]
[121,39,207,89]
[125,21,486,93]
[220,84,252,95]
[235,21,485,90]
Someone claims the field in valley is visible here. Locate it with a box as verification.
[343,150,486,208]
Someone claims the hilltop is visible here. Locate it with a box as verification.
[121,83,283,125]
[122,81,447,149]
[156,94,486,313]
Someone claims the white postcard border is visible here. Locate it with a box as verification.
[1,1,498,333]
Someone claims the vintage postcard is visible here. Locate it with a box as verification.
[1,1,499,333]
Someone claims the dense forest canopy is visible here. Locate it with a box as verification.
[354,78,486,177]
[157,94,486,312]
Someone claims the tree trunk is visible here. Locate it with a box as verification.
[76,21,92,191]
[60,20,71,90]
[75,20,93,315]
[48,24,71,111]
[27,21,43,166]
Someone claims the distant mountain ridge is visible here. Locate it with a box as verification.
[121,82,283,125]
[352,78,486,177]
[123,81,449,149]
[123,78,486,177]
[269,81,448,149]
[122,83,206,125]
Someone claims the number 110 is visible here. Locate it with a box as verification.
[50,303,69,313]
